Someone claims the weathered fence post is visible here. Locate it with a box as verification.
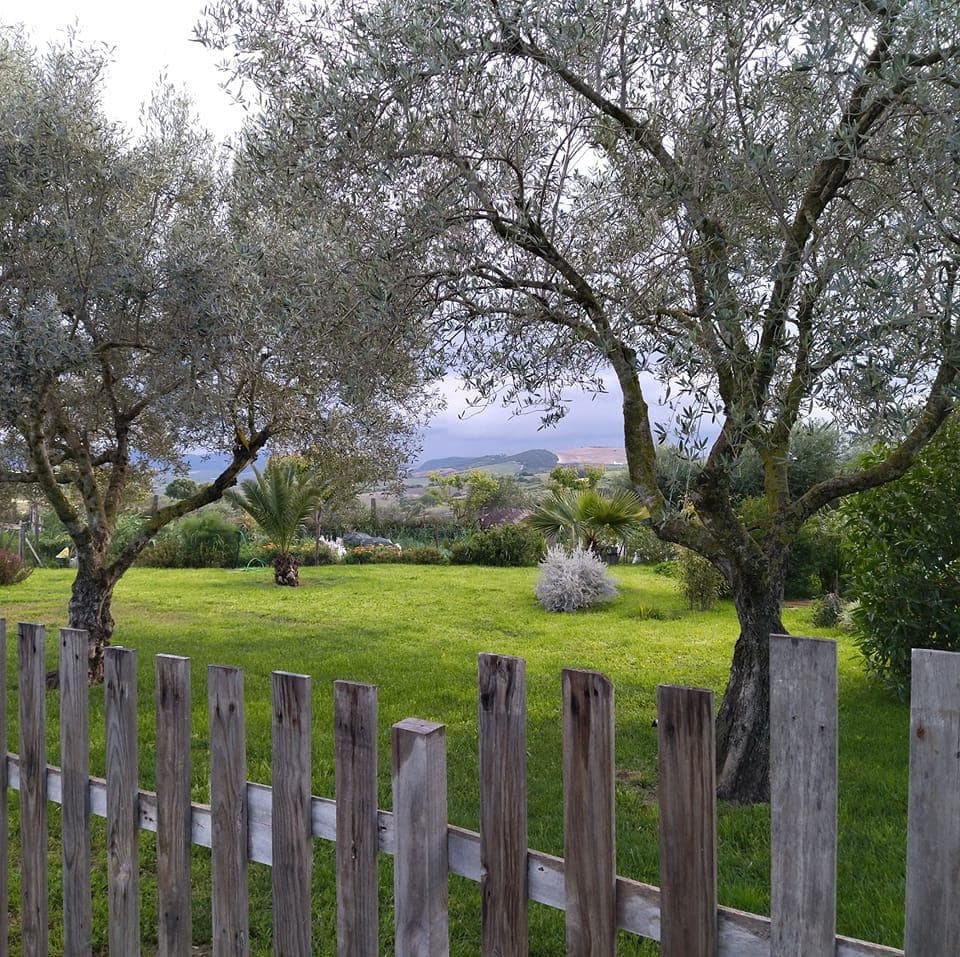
[105,646,140,955]
[61,629,92,957]
[0,620,7,957]
[904,648,960,956]
[156,655,192,956]
[209,665,249,957]
[657,685,717,957]
[19,622,48,957]
[334,681,379,957]
[392,718,449,957]
[272,671,313,957]
[478,653,528,957]
[562,668,616,957]
[770,635,837,956]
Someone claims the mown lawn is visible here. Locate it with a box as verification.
[0,565,909,954]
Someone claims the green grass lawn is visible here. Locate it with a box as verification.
[0,565,909,954]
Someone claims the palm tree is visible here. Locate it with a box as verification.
[227,458,330,586]
[528,487,647,556]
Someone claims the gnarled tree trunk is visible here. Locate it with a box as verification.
[67,555,118,683]
[715,578,786,803]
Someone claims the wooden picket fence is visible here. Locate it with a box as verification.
[0,618,957,956]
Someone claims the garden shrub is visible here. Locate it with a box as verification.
[344,545,403,564]
[677,547,726,611]
[535,546,618,612]
[400,546,448,565]
[811,592,845,628]
[177,512,240,568]
[624,524,674,564]
[448,524,545,567]
[136,531,182,568]
[840,416,960,698]
[0,549,32,585]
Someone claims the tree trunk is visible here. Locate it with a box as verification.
[67,558,118,683]
[274,552,300,586]
[715,579,786,804]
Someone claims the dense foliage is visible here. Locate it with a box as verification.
[841,417,960,698]
[449,523,546,567]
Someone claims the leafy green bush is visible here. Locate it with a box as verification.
[677,547,726,611]
[0,549,32,585]
[136,532,182,568]
[400,546,449,565]
[840,416,960,698]
[624,524,674,564]
[449,524,545,567]
[652,559,679,578]
[811,592,845,628]
[177,512,241,568]
[344,545,403,564]
[535,546,618,612]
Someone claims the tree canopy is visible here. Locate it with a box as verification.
[203,0,960,801]
[0,29,433,674]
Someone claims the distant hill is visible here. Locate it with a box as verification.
[556,447,628,466]
[414,448,559,475]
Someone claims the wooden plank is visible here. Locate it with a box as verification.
[770,635,837,957]
[272,671,312,957]
[105,646,140,956]
[392,717,449,957]
[0,749,906,957]
[156,655,192,956]
[208,665,249,957]
[0,620,7,957]
[19,622,49,957]
[478,653,528,957]
[657,684,717,957]
[562,668,616,956]
[904,648,960,956]
[60,628,92,956]
[334,681,379,957]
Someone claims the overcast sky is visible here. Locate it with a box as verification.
[12,2,662,461]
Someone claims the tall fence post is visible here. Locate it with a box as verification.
[770,635,837,956]
[657,685,717,957]
[334,681,379,957]
[156,655,192,956]
[478,653,528,957]
[19,622,48,957]
[272,671,313,957]
[60,629,92,957]
[905,648,960,956]
[208,665,249,957]
[0,620,7,957]
[392,718,449,957]
[562,669,616,957]
[105,646,140,956]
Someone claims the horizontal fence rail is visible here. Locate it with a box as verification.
[1,619,956,955]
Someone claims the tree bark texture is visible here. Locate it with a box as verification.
[715,581,785,803]
[67,558,118,683]
[274,552,300,586]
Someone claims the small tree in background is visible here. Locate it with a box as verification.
[841,416,960,698]
[227,459,330,586]
[165,478,201,501]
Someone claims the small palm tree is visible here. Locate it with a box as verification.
[227,458,330,586]
[528,487,647,555]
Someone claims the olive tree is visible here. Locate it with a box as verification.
[203,0,960,801]
[0,31,432,679]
